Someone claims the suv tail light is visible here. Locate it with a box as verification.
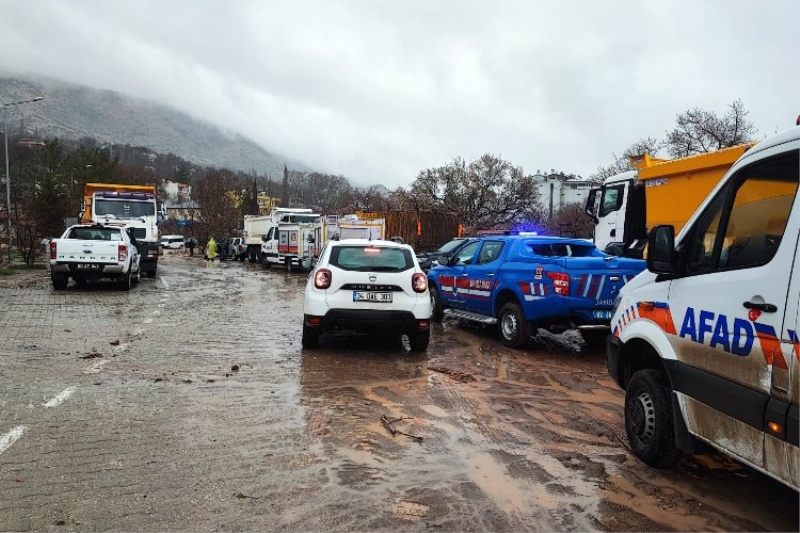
[412,272,428,293]
[314,268,332,289]
[50,241,57,260]
[546,272,570,296]
[118,244,128,263]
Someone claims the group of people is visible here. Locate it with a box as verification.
[176,236,229,261]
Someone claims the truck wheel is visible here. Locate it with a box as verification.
[409,326,430,352]
[132,267,141,284]
[51,273,68,290]
[260,253,272,269]
[498,301,530,349]
[624,369,682,468]
[579,329,608,348]
[238,254,246,262]
[117,271,132,291]
[248,247,258,263]
[429,286,444,323]
[302,324,320,348]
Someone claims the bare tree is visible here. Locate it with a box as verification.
[350,185,391,212]
[663,99,756,157]
[545,203,596,239]
[403,154,542,229]
[590,137,661,182]
[193,170,242,239]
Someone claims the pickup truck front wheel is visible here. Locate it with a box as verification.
[429,286,444,323]
[498,302,530,349]
[51,273,68,290]
[624,369,682,468]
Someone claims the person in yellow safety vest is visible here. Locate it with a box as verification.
[205,236,218,261]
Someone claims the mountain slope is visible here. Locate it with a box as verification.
[0,75,303,178]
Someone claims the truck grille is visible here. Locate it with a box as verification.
[132,228,147,239]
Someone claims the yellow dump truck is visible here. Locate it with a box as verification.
[585,143,757,257]
[81,183,162,277]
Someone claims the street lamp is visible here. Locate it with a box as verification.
[3,96,43,264]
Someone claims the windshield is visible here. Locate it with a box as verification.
[281,214,321,223]
[437,239,466,254]
[95,199,155,218]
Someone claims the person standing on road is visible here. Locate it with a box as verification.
[187,237,196,256]
[205,236,218,261]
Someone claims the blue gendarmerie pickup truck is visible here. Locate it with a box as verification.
[427,234,646,348]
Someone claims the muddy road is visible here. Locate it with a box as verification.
[0,254,797,532]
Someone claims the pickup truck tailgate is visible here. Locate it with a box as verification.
[561,256,644,321]
[52,240,121,264]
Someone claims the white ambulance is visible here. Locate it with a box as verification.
[607,125,799,491]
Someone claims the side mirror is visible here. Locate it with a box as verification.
[647,225,675,274]
[437,255,450,267]
[584,189,599,224]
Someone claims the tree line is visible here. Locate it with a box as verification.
[1,100,760,263]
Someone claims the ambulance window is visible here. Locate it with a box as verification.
[686,151,798,274]
[599,185,624,217]
[718,152,798,270]
[686,192,726,274]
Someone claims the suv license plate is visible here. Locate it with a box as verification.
[75,263,100,270]
[592,310,612,320]
[353,291,393,303]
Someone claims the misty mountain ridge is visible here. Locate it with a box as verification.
[0,74,306,179]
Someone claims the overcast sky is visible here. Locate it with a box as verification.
[1,0,797,187]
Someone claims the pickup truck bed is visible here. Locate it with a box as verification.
[428,235,645,348]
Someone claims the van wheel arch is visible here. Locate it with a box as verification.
[618,338,670,390]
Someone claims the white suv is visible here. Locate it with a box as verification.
[302,239,432,351]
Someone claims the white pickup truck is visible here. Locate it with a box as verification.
[49,223,141,290]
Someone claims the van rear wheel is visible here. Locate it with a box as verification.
[624,369,682,468]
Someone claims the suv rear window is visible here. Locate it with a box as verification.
[528,242,595,257]
[330,245,414,272]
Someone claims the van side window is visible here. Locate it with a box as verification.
[686,151,799,274]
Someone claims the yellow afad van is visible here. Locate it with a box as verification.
[607,125,800,491]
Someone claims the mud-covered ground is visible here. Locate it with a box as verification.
[0,253,797,532]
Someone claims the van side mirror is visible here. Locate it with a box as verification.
[647,225,675,274]
[437,255,450,267]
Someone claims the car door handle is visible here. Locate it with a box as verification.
[460,273,469,277]
[486,273,495,277]
[743,301,778,313]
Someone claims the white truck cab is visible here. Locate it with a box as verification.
[607,126,799,490]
